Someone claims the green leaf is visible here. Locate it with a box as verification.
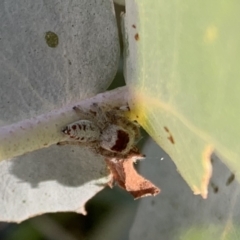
[123,0,240,197]
[0,0,119,222]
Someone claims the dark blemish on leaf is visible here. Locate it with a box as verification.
[164,126,169,132]
[210,182,219,193]
[164,126,175,144]
[168,136,175,144]
[45,31,59,48]
[68,59,72,65]
[132,24,136,28]
[134,33,139,41]
[43,143,48,146]
[226,173,235,186]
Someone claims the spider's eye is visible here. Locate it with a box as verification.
[111,130,130,152]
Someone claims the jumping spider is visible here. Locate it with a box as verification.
[58,103,141,159]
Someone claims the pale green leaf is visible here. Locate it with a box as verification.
[0,0,119,222]
[123,0,240,198]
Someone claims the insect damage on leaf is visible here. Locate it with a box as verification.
[134,33,139,41]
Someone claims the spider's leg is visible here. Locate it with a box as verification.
[89,103,109,129]
[57,141,88,146]
[72,105,95,121]
[96,146,144,160]
[72,103,108,129]
[95,147,124,159]
[57,141,102,155]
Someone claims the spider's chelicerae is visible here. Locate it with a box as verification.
[58,103,141,159]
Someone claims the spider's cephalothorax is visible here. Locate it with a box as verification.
[58,103,141,159]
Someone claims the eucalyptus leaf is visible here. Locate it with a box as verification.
[130,139,240,240]
[0,0,119,222]
[123,0,240,197]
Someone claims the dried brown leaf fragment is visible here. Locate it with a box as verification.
[105,148,160,199]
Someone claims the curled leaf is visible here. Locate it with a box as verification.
[106,149,160,199]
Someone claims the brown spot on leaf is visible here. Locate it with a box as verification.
[164,126,169,132]
[164,126,175,144]
[226,173,235,186]
[132,24,136,28]
[135,33,139,41]
[106,149,160,199]
[168,136,175,144]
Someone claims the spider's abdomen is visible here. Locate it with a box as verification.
[62,120,101,142]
